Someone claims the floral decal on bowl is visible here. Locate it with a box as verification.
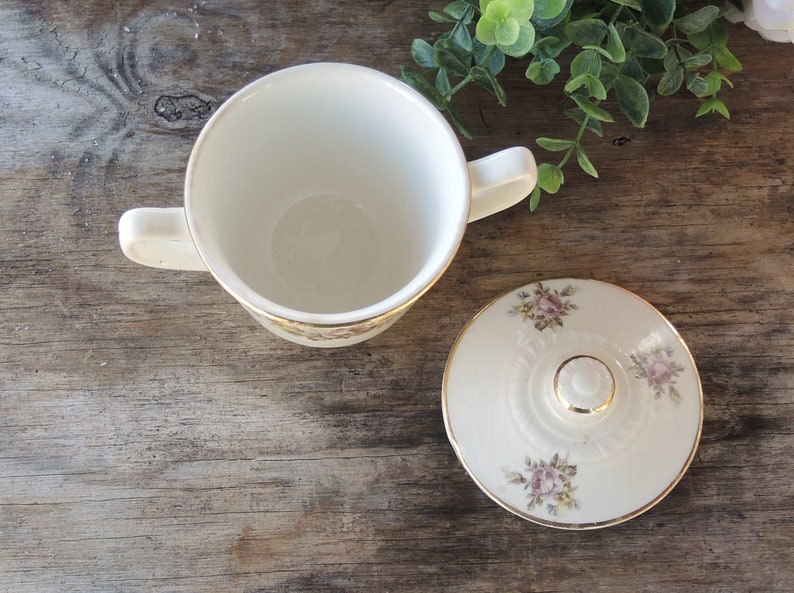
[629,345,685,404]
[504,453,580,517]
[510,282,579,332]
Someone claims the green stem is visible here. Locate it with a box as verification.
[609,5,624,25]
[557,116,590,169]
[446,45,496,99]
[448,75,472,96]
[555,2,621,169]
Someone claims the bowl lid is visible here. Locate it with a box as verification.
[443,279,703,529]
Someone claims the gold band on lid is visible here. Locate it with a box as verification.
[554,355,616,414]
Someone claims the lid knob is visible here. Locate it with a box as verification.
[554,355,615,414]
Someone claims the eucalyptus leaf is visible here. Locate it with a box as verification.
[714,46,742,72]
[576,146,599,178]
[611,0,641,8]
[496,18,521,46]
[664,46,691,71]
[585,74,608,100]
[529,186,542,211]
[537,162,565,193]
[637,55,666,76]
[473,39,506,74]
[471,66,508,105]
[713,99,730,119]
[620,25,667,58]
[444,102,473,138]
[534,0,567,20]
[566,19,608,46]
[658,66,684,95]
[499,23,536,57]
[686,73,711,97]
[429,10,456,23]
[451,21,474,52]
[641,0,676,30]
[532,0,574,32]
[714,97,731,119]
[436,68,452,96]
[444,0,475,20]
[705,70,733,91]
[597,61,620,89]
[620,56,649,84]
[583,44,618,62]
[682,53,713,69]
[411,39,437,68]
[526,56,561,85]
[571,95,615,122]
[697,72,720,96]
[536,137,576,151]
[696,96,730,118]
[614,74,649,127]
[401,66,446,109]
[533,36,561,50]
[536,27,572,58]
[403,0,742,212]
[674,6,720,34]
[570,49,602,77]
[565,108,604,137]
[434,47,471,77]
[475,13,498,45]
[564,73,588,93]
[606,24,626,63]
[688,18,729,50]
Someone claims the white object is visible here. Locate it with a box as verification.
[443,279,703,529]
[119,63,537,347]
[727,0,794,42]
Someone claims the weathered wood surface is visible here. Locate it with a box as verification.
[1,1,792,591]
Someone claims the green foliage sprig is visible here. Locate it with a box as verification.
[402,0,743,210]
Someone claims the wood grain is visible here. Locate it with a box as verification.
[1,1,792,591]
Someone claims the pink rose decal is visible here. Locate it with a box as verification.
[533,293,566,318]
[530,463,565,498]
[644,355,674,386]
[505,453,579,516]
[630,346,684,404]
[511,283,578,331]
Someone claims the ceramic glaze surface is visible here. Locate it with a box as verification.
[186,63,464,324]
[442,279,703,528]
[119,63,537,346]
[267,193,413,313]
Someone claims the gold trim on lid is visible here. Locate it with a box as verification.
[553,355,616,414]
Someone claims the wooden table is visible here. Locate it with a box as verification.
[2,1,792,591]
